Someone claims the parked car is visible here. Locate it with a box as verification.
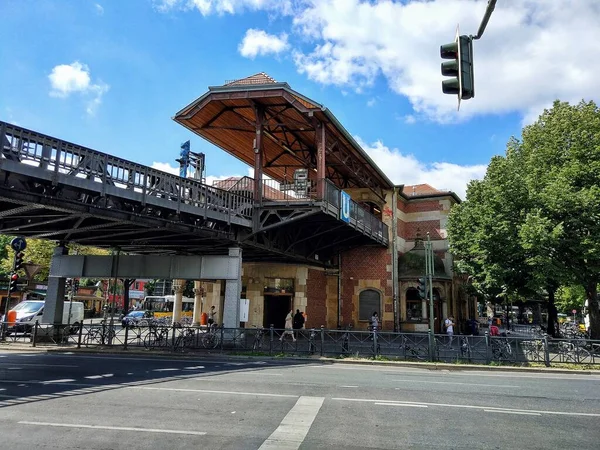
[121,310,153,327]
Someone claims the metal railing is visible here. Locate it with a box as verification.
[6,321,599,367]
[1,121,253,224]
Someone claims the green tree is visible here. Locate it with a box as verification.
[449,100,600,338]
[518,100,600,338]
[556,285,586,314]
[1,239,109,281]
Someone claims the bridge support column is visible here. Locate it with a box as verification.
[172,279,184,323]
[42,244,69,326]
[222,248,242,328]
[193,281,203,326]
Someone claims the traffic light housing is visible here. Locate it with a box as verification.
[9,273,19,293]
[417,277,427,299]
[73,278,80,292]
[441,34,474,100]
[13,252,24,272]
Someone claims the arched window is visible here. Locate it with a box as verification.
[406,288,422,321]
[359,289,381,321]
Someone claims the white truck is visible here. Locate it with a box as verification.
[6,300,84,334]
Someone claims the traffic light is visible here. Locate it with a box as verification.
[417,277,427,299]
[9,273,19,293]
[13,252,24,272]
[441,34,474,100]
[66,278,73,291]
[73,279,80,292]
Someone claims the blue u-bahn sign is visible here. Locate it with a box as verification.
[340,191,351,223]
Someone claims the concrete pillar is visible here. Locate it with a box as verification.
[172,279,184,322]
[222,248,242,328]
[193,281,203,325]
[42,244,69,326]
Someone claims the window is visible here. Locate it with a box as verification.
[359,289,381,321]
[406,288,422,321]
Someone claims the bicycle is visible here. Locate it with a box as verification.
[557,340,591,363]
[143,325,170,349]
[173,327,196,352]
[490,337,513,361]
[401,335,427,361]
[84,321,116,347]
[201,324,221,349]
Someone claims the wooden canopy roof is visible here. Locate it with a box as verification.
[173,73,394,196]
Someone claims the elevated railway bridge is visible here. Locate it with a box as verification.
[0,73,393,327]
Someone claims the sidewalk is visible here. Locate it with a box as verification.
[2,341,599,375]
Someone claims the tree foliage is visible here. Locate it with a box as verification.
[0,238,109,281]
[448,100,600,338]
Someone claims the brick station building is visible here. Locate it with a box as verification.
[175,73,475,333]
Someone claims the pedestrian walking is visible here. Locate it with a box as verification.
[280,310,296,342]
[293,309,305,339]
[445,316,455,347]
[208,305,217,326]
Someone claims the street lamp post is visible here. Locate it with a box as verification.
[426,233,435,334]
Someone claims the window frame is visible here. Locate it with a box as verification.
[358,288,382,322]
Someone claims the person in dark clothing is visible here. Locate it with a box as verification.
[293,309,305,335]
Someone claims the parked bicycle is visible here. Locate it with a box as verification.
[490,337,513,361]
[401,335,427,361]
[143,325,170,349]
[201,324,221,349]
[84,321,116,347]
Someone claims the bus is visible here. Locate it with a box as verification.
[141,295,195,319]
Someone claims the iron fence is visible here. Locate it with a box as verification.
[6,322,600,367]
[1,121,253,223]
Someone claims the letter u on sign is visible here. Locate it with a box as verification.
[340,191,350,223]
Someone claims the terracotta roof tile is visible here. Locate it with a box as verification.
[224,72,277,86]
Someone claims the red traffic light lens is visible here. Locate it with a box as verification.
[11,273,18,281]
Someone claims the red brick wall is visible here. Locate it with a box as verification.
[404,220,442,240]
[405,200,442,213]
[306,269,327,328]
[340,247,391,327]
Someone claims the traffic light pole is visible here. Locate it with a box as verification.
[426,234,435,334]
[1,273,13,341]
[472,0,497,40]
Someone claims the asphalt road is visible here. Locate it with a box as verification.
[1,351,599,449]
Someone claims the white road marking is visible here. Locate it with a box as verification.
[340,385,358,388]
[129,386,299,398]
[152,368,179,372]
[258,396,325,450]
[18,421,206,435]
[393,379,520,388]
[484,410,541,416]
[85,374,114,380]
[333,397,600,417]
[183,366,205,370]
[375,402,427,408]
[41,379,76,384]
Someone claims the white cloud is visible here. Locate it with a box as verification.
[94,3,104,15]
[366,98,376,107]
[156,0,293,15]
[48,61,109,115]
[355,137,486,200]
[157,0,600,124]
[239,29,289,59]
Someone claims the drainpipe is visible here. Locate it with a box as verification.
[392,187,399,332]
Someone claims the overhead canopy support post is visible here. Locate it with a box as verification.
[253,104,265,206]
[316,120,326,199]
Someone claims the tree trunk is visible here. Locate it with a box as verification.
[585,281,599,339]
[546,287,559,338]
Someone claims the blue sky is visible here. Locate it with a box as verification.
[1,0,598,198]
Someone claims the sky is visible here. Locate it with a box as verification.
[1,0,599,200]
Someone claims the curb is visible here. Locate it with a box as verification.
[3,345,599,375]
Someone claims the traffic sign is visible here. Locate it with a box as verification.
[572,309,577,314]
[10,237,27,252]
